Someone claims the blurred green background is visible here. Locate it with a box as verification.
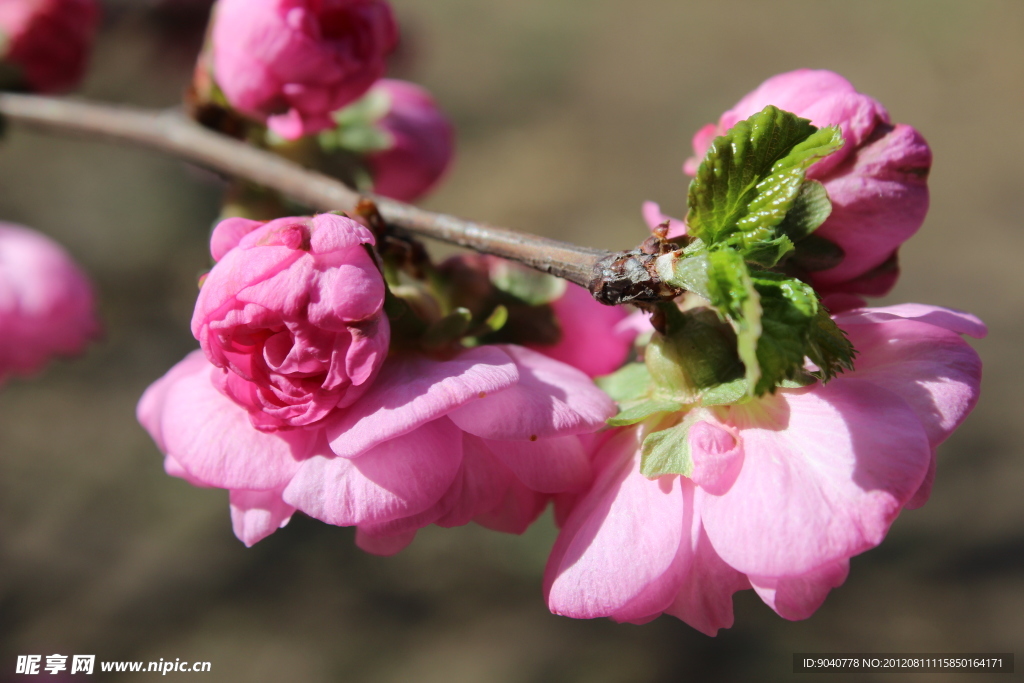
[1,1,1022,681]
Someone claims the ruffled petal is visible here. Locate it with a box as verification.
[325,347,519,457]
[285,418,463,526]
[448,345,615,441]
[699,379,931,577]
[749,559,850,621]
[484,435,592,494]
[229,488,295,547]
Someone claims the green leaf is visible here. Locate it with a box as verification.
[752,272,820,394]
[705,249,763,393]
[805,306,856,381]
[489,260,567,305]
[686,105,842,247]
[640,413,701,479]
[654,249,711,299]
[596,363,652,403]
[740,234,795,268]
[483,304,509,333]
[607,398,684,427]
[699,377,749,406]
[777,180,833,241]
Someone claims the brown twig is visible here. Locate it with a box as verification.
[0,93,681,304]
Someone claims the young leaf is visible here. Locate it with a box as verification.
[640,413,701,479]
[705,249,763,392]
[686,105,842,247]
[777,180,833,241]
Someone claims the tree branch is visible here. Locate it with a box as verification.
[0,93,681,304]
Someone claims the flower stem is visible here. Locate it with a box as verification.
[0,93,680,304]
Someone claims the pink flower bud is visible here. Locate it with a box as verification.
[192,214,390,431]
[0,0,100,93]
[210,0,398,140]
[0,222,99,381]
[364,79,454,202]
[684,69,931,297]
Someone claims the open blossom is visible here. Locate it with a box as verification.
[0,0,100,93]
[0,222,98,381]
[211,0,398,140]
[683,69,931,297]
[363,79,455,202]
[545,304,983,632]
[193,214,390,431]
[141,213,616,549]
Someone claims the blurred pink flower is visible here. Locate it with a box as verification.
[364,79,455,202]
[0,0,100,93]
[193,214,389,431]
[211,0,398,140]
[0,222,98,381]
[139,344,615,548]
[529,282,635,378]
[683,69,931,297]
[545,304,983,633]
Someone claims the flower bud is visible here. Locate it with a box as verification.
[685,69,931,297]
[0,0,100,93]
[363,79,454,202]
[192,214,390,431]
[210,0,398,140]
[0,222,99,380]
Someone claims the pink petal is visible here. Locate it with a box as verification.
[325,347,519,457]
[448,345,615,441]
[229,488,296,547]
[484,435,592,494]
[834,303,987,339]
[284,418,463,527]
[664,518,750,636]
[687,420,744,496]
[210,217,264,261]
[840,318,983,448]
[142,351,314,490]
[749,559,850,621]
[641,201,687,240]
[545,429,687,619]
[699,379,931,576]
[355,527,417,556]
[434,434,522,528]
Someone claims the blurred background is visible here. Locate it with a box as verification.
[1,0,1022,681]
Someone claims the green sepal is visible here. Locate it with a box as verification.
[646,305,745,402]
[319,88,394,154]
[640,412,701,479]
[698,377,749,406]
[421,308,473,350]
[489,261,567,305]
[607,398,684,427]
[596,362,652,403]
[686,105,843,247]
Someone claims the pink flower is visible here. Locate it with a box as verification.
[210,0,398,140]
[139,344,615,549]
[683,69,931,297]
[0,222,98,381]
[0,0,100,93]
[363,79,455,202]
[545,304,983,633]
[193,214,390,431]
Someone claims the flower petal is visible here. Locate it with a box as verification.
[484,435,592,494]
[229,488,295,547]
[285,418,463,527]
[448,345,615,441]
[699,379,931,576]
[749,559,850,621]
[835,303,987,339]
[325,347,518,457]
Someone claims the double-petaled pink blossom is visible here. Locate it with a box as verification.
[0,0,100,93]
[544,304,984,632]
[681,69,931,297]
[362,79,455,202]
[0,222,99,381]
[211,0,398,140]
[141,214,616,549]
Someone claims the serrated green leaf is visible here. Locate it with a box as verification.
[686,106,842,249]
[640,414,700,479]
[596,362,652,403]
[805,306,856,381]
[740,234,795,268]
[752,272,819,394]
[777,180,833,241]
[489,260,567,305]
[607,398,684,427]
